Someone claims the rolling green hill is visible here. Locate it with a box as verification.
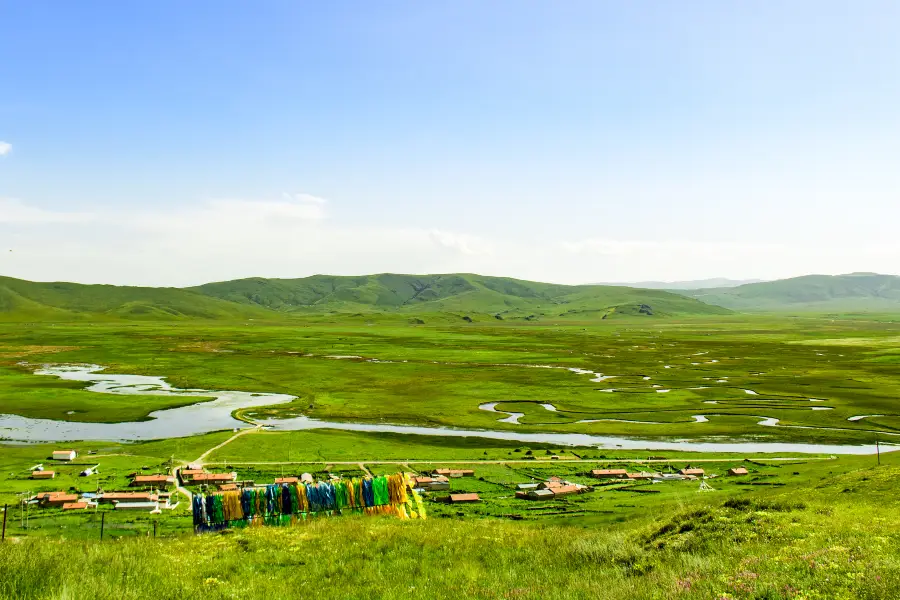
[0,276,275,321]
[0,273,731,321]
[189,273,732,318]
[682,272,900,312]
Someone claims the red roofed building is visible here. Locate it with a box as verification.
[62,502,88,511]
[680,468,705,476]
[549,485,580,496]
[191,473,237,484]
[444,493,480,503]
[130,474,174,487]
[41,493,79,507]
[98,492,157,503]
[591,469,628,479]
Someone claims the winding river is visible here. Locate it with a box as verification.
[0,364,893,455]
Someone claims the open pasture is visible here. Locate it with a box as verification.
[1,315,899,444]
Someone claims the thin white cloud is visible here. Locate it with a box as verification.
[429,230,493,256]
[283,192,328,205]
[0,142,11,156]
[1,196,898,287]
[0,198,94,224]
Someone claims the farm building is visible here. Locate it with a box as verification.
[191,472,237,484]
[219,483,239,491]
[31,470,56,480]
[590,469,628,479]
[274,477,299,484]
[518,479,588,500]
[626,472,655,480]
[516,489,554,500]
[114,501,160,513]
[51,450,77,461]
[61,502,89,511]
[679,468,705,477]
[440,493,480,504]
[517,483,539,490]
[130,474,174,487]
[180,469,204,481]
[431,469,474,478]
[41,493,79,507]
[98,492,157,504]
[728,467,749,476]
[412,476,450,491]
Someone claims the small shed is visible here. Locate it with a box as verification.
[412,476,450,491]
[130,474,174,487]
[191,472,237,484]
[114,501,160,513]
[727,467,749,476]
[42,493,79,507]
[549,485,580,496]
[31,470,56,480]
[98,492,156,504]
[591,469,628,479]
[180,469,203,481]
[52,450,77,461]
[433,468,474,478]
[518,489,555,500]
[275,477,299,484]
[626,472,654,480]
[443,493,480,504]
[218,483,239,491]
[679,468,705,476]
[62,502,88,511]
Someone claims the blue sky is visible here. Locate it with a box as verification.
[2,1,899,285]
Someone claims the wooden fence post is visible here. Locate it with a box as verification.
[100,512,105,541]
[1,504,7,541]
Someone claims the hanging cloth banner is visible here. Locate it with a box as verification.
[192,473,426,533]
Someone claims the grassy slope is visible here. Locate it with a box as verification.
[684,272,900,312]
[190,273,733,317]
[1,454,898,599]
[0,276,277,321]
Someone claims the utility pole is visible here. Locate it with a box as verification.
[876,436,881,466]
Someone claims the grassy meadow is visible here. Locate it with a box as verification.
[1,312,899,598]
[1,315,899,442]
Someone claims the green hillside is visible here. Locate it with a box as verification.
[189,273,732,317]
[0,276,274,321]
[682,272,900,312]
[0,273,730,321]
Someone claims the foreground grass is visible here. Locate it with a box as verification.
[2,466,899,599]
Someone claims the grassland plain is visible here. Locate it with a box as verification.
[0,453,897,599]
[1,312,899,598]
[1,315,899,443]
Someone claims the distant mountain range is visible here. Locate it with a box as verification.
[3,272,899,321]
[598,278,765,290]
[681,272,900,312]
[0,274,731,321]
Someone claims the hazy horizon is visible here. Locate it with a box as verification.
[3,2,900,287]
